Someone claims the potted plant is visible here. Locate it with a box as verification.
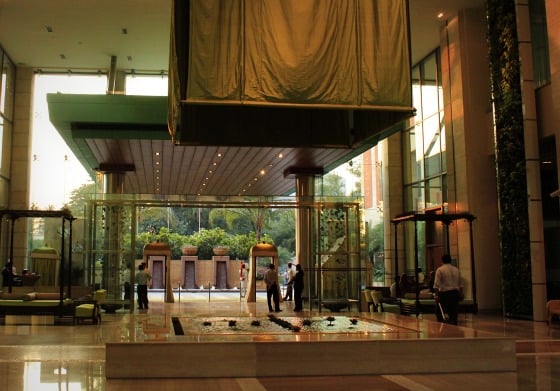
[212,246,229,256]
[181,244,198,256]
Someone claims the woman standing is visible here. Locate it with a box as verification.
[293,264,304,311]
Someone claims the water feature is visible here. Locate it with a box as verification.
[173,314,412,336]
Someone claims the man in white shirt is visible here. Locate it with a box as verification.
[433,254,463,325]
[282,262,295,301]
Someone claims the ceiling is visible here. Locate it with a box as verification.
[0,0,485,197]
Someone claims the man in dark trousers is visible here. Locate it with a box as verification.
[433,254,463,325]
[135,263,151,310]
[282,262,294,301]
[264,263,281,312]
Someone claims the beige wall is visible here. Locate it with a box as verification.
[441,9,501,311]
[7,67,34,272]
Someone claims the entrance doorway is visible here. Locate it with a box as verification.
[216,261,227,289]
[149,256,166,289]
[183,261,196,289]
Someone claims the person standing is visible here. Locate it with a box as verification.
[282,262,294,301]
[433,254,463,325]
[239,262,247,298]
[264,263,281,312]
[135,263,151,310]
[293,264,304,311]
[2,261,14,288]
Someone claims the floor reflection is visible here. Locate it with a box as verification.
[0,361,105,391]
[0,291,559,390]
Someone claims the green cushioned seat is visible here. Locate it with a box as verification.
[73,289,106,325]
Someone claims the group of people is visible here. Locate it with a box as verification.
[262,262,304,313]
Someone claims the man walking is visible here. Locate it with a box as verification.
[433,254,463,325]
[264,263,281,312]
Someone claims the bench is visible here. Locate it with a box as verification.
[0,291,74,317]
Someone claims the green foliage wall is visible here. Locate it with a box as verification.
[487,0,532,318]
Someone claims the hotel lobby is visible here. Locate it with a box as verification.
[2,0,560,389]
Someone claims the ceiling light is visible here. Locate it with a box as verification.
[437,12,444,19]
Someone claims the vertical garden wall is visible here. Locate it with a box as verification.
[487,0,532,318]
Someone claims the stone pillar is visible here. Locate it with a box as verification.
[441,9,502,311]
[8,67,34,271]
[381,135,405,284]
[515,2,546,322]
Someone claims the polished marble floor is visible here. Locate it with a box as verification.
[0,290,559,390]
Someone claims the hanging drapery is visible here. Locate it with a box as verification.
[168,0,412,144]
[31,248,59,286]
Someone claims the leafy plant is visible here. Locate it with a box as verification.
[487,0,532,318]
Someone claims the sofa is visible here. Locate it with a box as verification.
[0,291,74,316]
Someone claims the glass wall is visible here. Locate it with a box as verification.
[529,0,550,88]
[403,50,447,212]
[85,194,364,310]
[125,73,168,96]
[401,50,447,275]
[30,74,105,209]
